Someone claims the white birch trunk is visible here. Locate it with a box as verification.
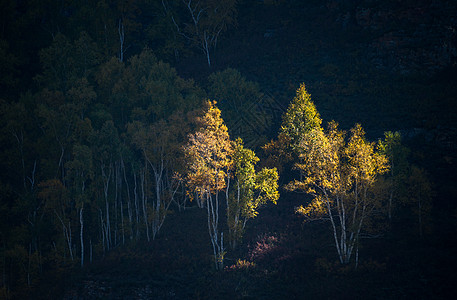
[79,206,84,267]
[55,211,73,261]
[122,158,134,240]
[140,169,150,242]
[101,164,112,250]
[133,171,140,239]
[118,18,125,62]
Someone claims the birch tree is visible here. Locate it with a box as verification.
[407,166,433,237]
[38,180,75,262]
[184,100,233,270]
[378,131,410,220]
[265,83,322,176]
[91,120,120,251]
[289,122,389,266]
[228,138,279,249]
[127,119,180,240]
[166,0,238,67]
[65,144,94,267]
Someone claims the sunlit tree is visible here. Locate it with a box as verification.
[265,83,322,176]
[184,100,233,269]
[288,119,389,266]
[279,83,322,155]
[228,138,279,249]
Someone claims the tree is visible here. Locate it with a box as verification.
[36,89,77,181]
[37,32,100,93]
[406,166,433,237]
[378,131,410,220]
[228,138,279,249]
[265,83,322,177]
[90,120,121,251]
[144,0,187,62]
[65,144,94,267]
[378,132,433,236]
[184,100,233,269]
[279,83,322,155]
[38,179,75,262]
[208,68,270,148]
[127,117,183,240]
[289,120,389,267]
[165,0,238,67]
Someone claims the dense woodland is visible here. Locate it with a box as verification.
[1,0,457,299]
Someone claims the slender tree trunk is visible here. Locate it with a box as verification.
[355,242,359,269]
[117,161,125,245]
[67,221,73,261]
[27,243,31,286]
[140,169,150,242]
[101,164,112,249]
[133,172,140,239]
[118,18,125,62]
[418,192,423,238]
[207,193,218,269]
[55,211,73,261]
[105,199,110,250]
[114,162,119,246]
[58,145,65,183]
[203,32,211,67]
[100,210,105,254]
[121,158,133,240]
[79,206,84,267]
[323,190,343,263]
[120,191,125,245]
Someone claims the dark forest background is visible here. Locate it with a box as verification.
[1,0,457,299]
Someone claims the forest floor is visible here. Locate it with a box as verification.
[57,181,457,299]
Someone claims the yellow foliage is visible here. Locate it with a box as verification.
[296,196,327,219]
[184,100,233,198]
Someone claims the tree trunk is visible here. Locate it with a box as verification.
[118,18,125,62]
[140,169,150,242]
[122,158,134,240]
[133,171,140,239]
[101,164,112,250]
[79,206,84,267]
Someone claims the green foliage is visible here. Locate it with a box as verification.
[184,100,234,269]
[184,100,233,199]
[280,83,322,152]
[37,32,100,91]
[98,48,204,126]
[378,131,410,218]
[378,131,434,235]
[228,138,279,249]
[208,68,262,120]
[284,87,389,265]
[0,1,451,296]
[208,68,270,147]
